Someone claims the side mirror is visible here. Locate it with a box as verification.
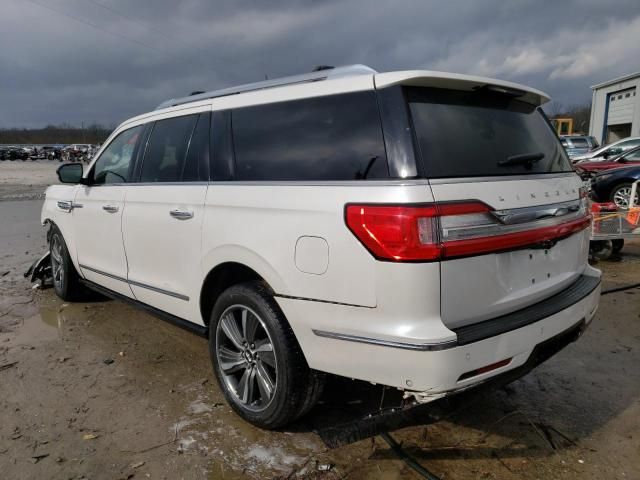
[601,151,610,159]
[56,163,84,184]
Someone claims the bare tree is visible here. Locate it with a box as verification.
[547,100,566,118]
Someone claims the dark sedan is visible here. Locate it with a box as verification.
[591,165,640,208]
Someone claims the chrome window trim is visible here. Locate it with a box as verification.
[79,264,189,301]
[81,180,430,187]
[80,174,577,187]
[85,182,210,187]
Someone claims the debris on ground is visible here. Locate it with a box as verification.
[31,453,49,463]
[0,361,18,372]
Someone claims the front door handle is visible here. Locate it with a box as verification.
[169,209,193,220]
[57,201,83,212]
[102,205,119,213]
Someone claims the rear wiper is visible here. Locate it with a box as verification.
[498,152,544,167]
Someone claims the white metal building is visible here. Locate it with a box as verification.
[589,72,640,144]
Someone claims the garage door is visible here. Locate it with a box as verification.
[608,88,636,125]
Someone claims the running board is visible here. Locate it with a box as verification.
[79,278,208,338]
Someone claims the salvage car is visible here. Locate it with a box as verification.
[572,136,640,163]
[574,145,640,180]
[590,165,640,208]
[560,135,598,160]
[41,65,601,428]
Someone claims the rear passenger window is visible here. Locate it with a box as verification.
[140,115,197,182]
[231,92,389,181]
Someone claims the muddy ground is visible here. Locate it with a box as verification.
[1,162,639,479]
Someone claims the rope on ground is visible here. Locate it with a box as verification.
[601,282,640,295]
[380,432,442,480]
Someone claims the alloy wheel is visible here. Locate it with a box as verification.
[215,305,278,412]
[51,235,64,290]
[612,186,640,208]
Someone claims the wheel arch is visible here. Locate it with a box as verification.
[199,246,288,327]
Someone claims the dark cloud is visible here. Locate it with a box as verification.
[1,0,639,127]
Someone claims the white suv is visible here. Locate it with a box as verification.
[43,65,601,428]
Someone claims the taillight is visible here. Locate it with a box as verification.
[345,201,591,262]
[344,205,441,261]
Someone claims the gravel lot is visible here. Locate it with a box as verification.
[1,161,639,479]
[0,159,59,201]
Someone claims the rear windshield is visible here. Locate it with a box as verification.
[407,87,573,178]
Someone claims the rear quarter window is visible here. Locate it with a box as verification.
[230,91,389,181]
[407,87,573,178]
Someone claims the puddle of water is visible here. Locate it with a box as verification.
[8,305,68,346]
[10,312,59,345]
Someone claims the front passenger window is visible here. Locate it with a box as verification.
[92,126,142,185]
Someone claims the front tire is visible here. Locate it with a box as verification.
[49,224,87,301]
[209,282,324,429]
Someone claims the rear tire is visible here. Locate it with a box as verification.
[209,282,324,429]
[49,224,88,301]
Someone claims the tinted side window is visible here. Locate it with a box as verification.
[183,113,210,182]
[92,125,142,185]
[231,91,388,181]
[140,115,197,182]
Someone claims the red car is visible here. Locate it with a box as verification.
[574,145,640,179]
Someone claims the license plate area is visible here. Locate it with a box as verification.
[440,231,589,329]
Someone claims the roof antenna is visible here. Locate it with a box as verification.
[312,65,334,72]
[189,91,205,96]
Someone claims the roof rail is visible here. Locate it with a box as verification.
[155,64,377,110]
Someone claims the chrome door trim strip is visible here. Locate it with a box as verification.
[79,264,189,301]
[79,264,128,283]
[312,329,457,351]
[127,279,190,301]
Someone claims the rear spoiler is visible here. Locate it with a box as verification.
[374,70,550,106]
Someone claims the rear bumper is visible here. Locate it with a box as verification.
[277,267,601,394]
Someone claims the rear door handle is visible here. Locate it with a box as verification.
[102,205,119,213]
[169,209,193,220]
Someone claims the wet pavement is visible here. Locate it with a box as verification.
[1,196,639,479]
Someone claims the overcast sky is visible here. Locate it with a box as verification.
[2,0,640,128]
